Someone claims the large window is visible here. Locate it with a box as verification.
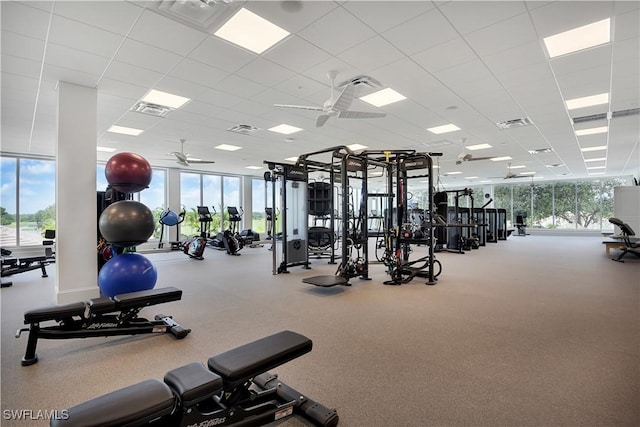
[252,178,267,234]
[0,157,55,246]
[492,177,629,230]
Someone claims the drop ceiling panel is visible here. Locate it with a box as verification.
[42,63,100,88]
[115,38,183,74]
[548,45,612,77]
[214,74,268,99]
[382,8,459,56]
[337,35,406,72]
[264,36,332,74]
[188,35,256,73]
[614,7,640,41]
[48,15,123,59]
[296,7,377,56]
[482,41,549,75]
[169,58,230,89]
[1,31,46,62]
[1,2,51,40]
[128,9,208,56]
[554,65,611,99]
[529,1,614,37]
[98,78,147,101]
[52,1,143,36]
[342,1,435,33]
[412,38,478,74]
[235,57,297,88]
[439,1,528,35]
[247,0,338,34]
[44,43,110,77]
[1,55,42,80]
[102,61,165,88]
[465,13,538,57]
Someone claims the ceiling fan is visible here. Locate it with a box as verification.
[170,139,216,167]
[456,138,493,165]
[491,163,529,179]
[274,71,387,128]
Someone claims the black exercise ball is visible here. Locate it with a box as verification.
[99,200,155,247]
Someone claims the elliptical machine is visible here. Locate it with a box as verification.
[208,207,242,256]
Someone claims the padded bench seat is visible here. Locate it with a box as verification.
[51,379,175,427]
[164,362,223,407]
[24,302,86,324]
[112,287,182,311]
[208,330,312,388]
[87,297,117,315]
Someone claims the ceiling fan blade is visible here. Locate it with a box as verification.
[316,114,330,127]
[338,110,386,119]
[274,103,324,112]
[467,156,493,162]
[331,84,355,111]
[186,159,216,164]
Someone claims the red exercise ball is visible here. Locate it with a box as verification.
[105,152,152,193]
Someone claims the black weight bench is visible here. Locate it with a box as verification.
[51,331,339,427]
[1,254,50,287]
[17,287,190,366]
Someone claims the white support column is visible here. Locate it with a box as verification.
[55,82,99,303]
[242,176,252,230]
[167,168,182,236]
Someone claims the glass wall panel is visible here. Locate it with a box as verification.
[140,169,166,238]
[531,183,554,228]
[203,175,222,232]
[494,185,511,213]
[18,159,56,245]
[512,184,531,227]
[553,182,577,229]
[96,164,108,190]
[600,178,627,230]
[576,181,604,230]
[180,172,201,238]
[252,178,266,234]
[0,158,17,246]
[223,176,241,230]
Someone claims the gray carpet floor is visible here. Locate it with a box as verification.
[1,235,638,426]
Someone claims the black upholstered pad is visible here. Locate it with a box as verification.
[87,297,117,315]
[112,287,182,310]
[50,379,174,427]
[208,331,312,387]
[24,302,86,324]
[164,362,223,406]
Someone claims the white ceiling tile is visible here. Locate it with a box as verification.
[297,7,377,56]
[189,35,256,73]
[115,38,183,74]
[52,1,143,36]
[439,1,528,35]
[529,1,614,37]
[433,59,495,88]
[264,36,332,74]
[482,41,548,75]
[554,65,611,100]
[128,9,208,56]
[465,13,538,57]
[44,43,110,77]
[337,35,406,72]
[1,2,51,40]
[271,76,328,102]
[98,78,148,102]
[343,1,435,33]
[48,15,124,59]
[169,58,230,89]
[1,54,42,80]
[412,37,478,74]
[247,1,339,34]
[42,63,100,88]
[615,7,640,41]
[102,61,164,88]
[549,44,612,77]
[1,31,46,62]
[215,74,268,99]
[154,75,212,101]
[383,8,458,56]
[235,57,297,88]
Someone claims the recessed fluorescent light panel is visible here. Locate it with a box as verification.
[544,18,610,58]
[586,166,606,170]
[268,124,303,135]
[466,143,492,150]
[584,157,606,162]
[589,172,605,175]
[565,93,609,110]
[284,156,298,162]
[446,171,462,175]
[142,90,190,109]
[510,165,526,169]
[215,8,289,54]
[347,144,368,151]
[465,176,479,179]
[108,125,143,136]
[245,166,263,170]
[490,156,512,162]
[575,126,608,136]
[580,145,607,152]
[427,124,460,134]
[97,146,117,152]
[520,171,536,175]
[359,88,406,107]
[214,144,242,151]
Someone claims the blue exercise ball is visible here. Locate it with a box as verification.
[98,253,157,297]
[160,209,179,226]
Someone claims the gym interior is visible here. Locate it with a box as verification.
[1,1,639,426]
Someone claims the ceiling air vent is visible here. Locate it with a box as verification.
[227,124,261,135]
[571,112,608,124]
[337,75,383,89]
[155,0,240,32]
[612,107,640,118]
[496,117,533,129]
[131,102,172,117]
